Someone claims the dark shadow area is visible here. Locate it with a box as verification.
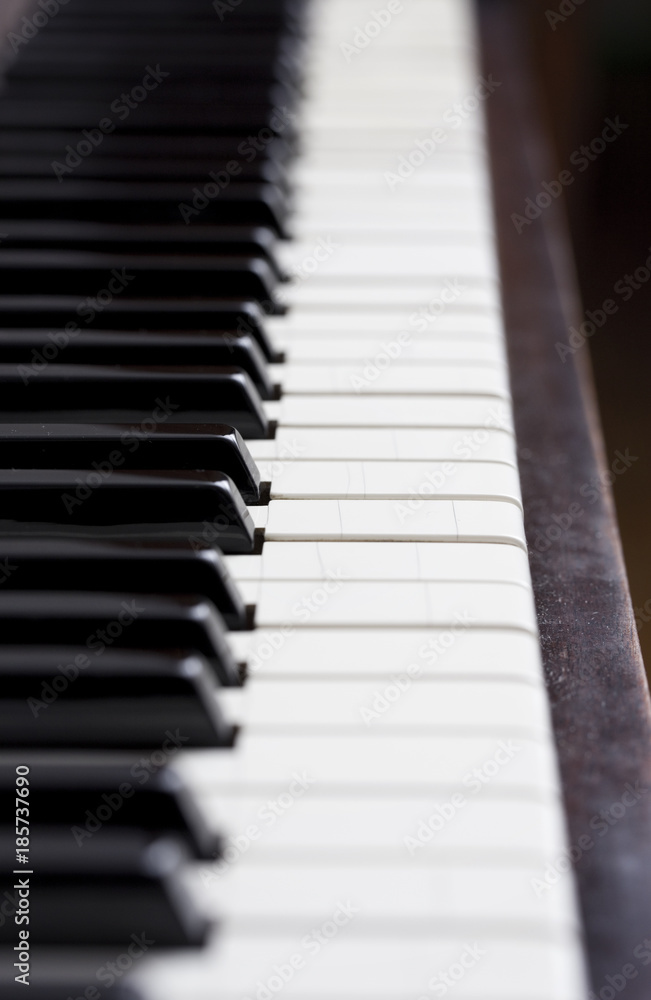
[527,0,651,669]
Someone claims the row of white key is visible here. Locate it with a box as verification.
[132,0,587,997]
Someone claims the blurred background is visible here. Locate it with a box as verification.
[524,0,651,668]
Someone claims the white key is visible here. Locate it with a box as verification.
[177,735,559,792]
[264,499,527,547]
[191,863,577,927]
[288,213,494,239]
[199,793,564,858]
[247,505,269,531]
[292,151,486,175]
[273,396,513,430]
[195,792,566,856]
[227,628,544,681]
[292,172,491,197]
[297,127,486,154]
[276,244,497,281]
[248,427,517,464]
[279,338,507,365]
[243,580,536,632]
[228,680,550,734]
[266,310,503,337]
[226,541,531,584]
[273,364,510,397]
[258,460,522,506]
[278,282,500,311]
[130,935,586,1000]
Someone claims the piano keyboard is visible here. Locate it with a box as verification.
[0,0,588,997]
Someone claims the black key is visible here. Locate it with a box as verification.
[0,101,296,130]
[0,757,221,857]
[0,251,280,306]
[0,328,275,398]
[1,80,297,114]
[0,469,256,554]
[0,422,262,503]
[0,592,239,683]
[3,70,294,94]
[0,648,232,748]
[0,832,208,946]
[0,297,280,361]
[0,222,284,277]
[0,536,249,628]
[0,132,293,168]
[0,365,269,438]
[0,179,289,233]
[0,950,148,999]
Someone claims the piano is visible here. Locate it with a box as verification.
[1,0,650,997]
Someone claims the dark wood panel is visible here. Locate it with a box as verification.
[478,1,651,994]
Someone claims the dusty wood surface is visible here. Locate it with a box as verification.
[479,1,651,993]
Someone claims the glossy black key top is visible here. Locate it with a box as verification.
[0,422,262,503]
[0,150,291,189]
[0,832,208,947]
[0,952,137,1000]
[0,250,280,307]
[0,468,255,553]
[0,179,289,234]
[0,366,269,439]
[0,536,248,628]
[0,222,285,277]
[0,592,239,683]
[0,296,280,361]
[0,648,232,748]
[0,329,275,398]
[0,757,221,857]
[0,132,293,170]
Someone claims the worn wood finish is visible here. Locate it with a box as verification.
[478,0,651,993]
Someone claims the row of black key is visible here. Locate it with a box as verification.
[0,0,307,994]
